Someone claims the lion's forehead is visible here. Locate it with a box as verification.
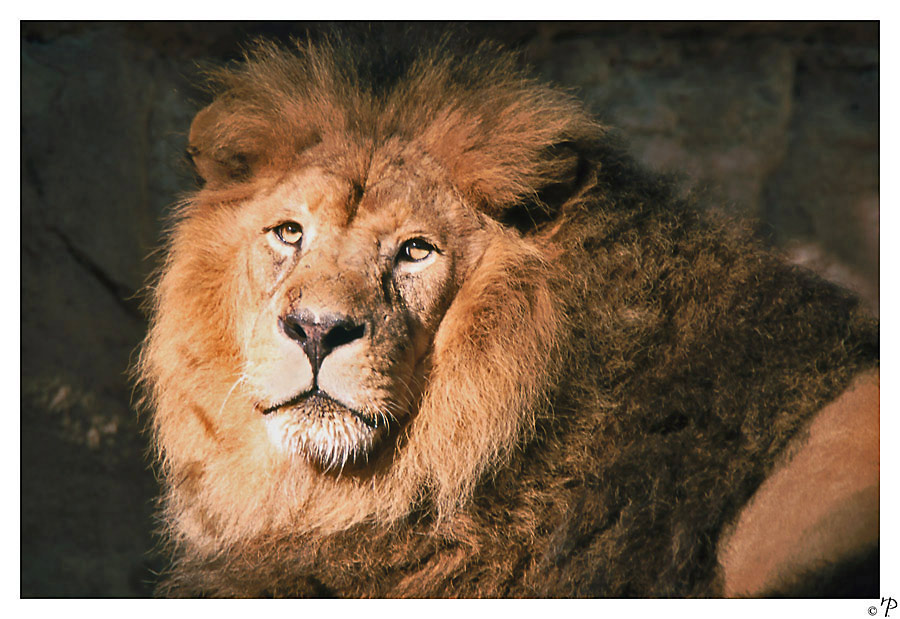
[257,169,354,225]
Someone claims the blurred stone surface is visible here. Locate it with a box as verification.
[522,22,878,310]
[19,22,878,597]
[21,24,200,597]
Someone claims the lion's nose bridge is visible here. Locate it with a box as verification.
[282,248,375,325]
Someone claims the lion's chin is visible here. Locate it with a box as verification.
[262,392,384,470]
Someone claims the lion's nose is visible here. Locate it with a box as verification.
[279,311,366,377]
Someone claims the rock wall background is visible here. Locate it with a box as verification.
[20,21,879,597]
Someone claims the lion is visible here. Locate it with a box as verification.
[139,36,879,597]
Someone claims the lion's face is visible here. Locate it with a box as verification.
[145,40,577,547]
[219,159,485,469]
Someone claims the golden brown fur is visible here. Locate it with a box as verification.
[139,36,878,597]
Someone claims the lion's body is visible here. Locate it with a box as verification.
[140,37,878,597]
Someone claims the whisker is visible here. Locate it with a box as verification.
[217,373,248,418]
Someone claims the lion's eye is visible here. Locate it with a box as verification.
[273,222,303,245]
[399,238,436,262]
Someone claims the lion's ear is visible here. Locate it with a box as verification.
[496,141,592,234]
[187,100,264,187]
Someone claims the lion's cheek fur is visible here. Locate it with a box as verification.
[406,229,560,515]
[142,214,305,550]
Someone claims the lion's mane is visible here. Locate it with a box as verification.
[140,36,878,597]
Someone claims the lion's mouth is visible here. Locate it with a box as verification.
[260,390,386,469]
[260,390,377,428]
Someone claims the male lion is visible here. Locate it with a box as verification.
[140,36,879,597]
